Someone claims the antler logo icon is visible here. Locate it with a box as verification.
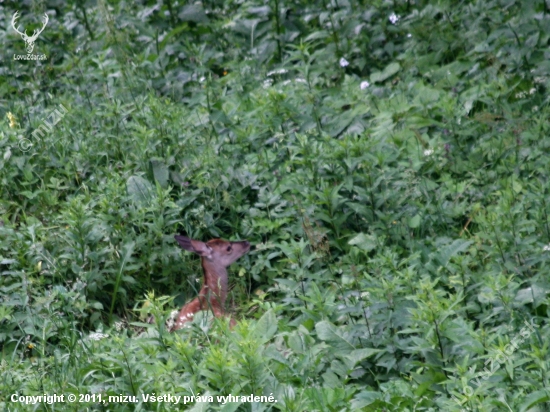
[11,11,49,54]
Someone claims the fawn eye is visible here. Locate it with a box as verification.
[226,246,232,252]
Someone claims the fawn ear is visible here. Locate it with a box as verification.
[175,235,212,257]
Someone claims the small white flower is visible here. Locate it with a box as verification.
[199,76,205,83]
[529,88,536,95]
[423,149,434,156]
[88,332,109,341]
[114,321,124,332]
[339,57,349,67]
[360,81,370,90]
[407,33,412,38]
[267,68,288,76]
[543,244,550,251]
[389,13,399,24]
[295,78,307,83]
[263,78,273,88]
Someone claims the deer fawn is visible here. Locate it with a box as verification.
[171,235,251,331]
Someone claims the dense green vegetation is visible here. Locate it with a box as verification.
[1,0,550,410]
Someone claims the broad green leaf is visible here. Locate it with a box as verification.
[370,62,401,83]
[515,285,546,305]
[518,389,550,412]
[348,233,377,252]
[126,175,155,205]
[315,320,354,351]
[252,309,277,343]
[408,215,421,228]
[150,159,169,188]
[178,4,209,23]
[436,239,473,267]
[347,348,382,366]
[350,391,382,409]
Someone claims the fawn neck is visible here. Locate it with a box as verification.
[199,258,229,307]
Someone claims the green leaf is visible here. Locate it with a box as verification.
[150,160,169,188]
[288,332,306,354]
[515,285,546,305]
[304,30,329,41]
[518,389,550,412]
[126,175,155,205]
[347,348,382,366]
[178,4,209,23]
[370,62,401,83]
[350,391,382,409]
[159,24,194,50]
[315,321,355,351]
[251,309,277,343]
[348,233,377,252]
[436,239,473,267]
[408,214,421,228]
[20,190,39,200]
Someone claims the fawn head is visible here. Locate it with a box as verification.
[174,236,250,267]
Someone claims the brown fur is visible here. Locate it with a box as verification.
[172,236,250,331]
